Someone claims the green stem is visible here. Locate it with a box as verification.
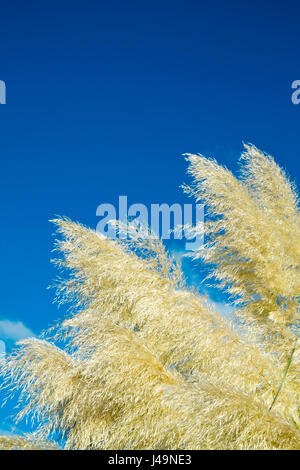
[269,338,298,412]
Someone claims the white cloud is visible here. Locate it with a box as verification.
[0,320,35,342]
[171,248,187,262]
[0,422,24,437]
[0,428,14,437]
[170,246,236,319]
[209,300,235,318]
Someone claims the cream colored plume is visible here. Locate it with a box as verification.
[0,145,299,449]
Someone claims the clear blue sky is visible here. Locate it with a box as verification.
[0,0,300,431]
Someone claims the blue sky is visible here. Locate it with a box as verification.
[0,0,300,433]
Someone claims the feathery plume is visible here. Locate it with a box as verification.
[0,145,299,449]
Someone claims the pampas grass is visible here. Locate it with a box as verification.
[0,144,299,449]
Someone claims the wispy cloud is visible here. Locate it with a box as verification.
[0,319,35,342]
[0,422,25,437]
[0,428,14,437]
[169,245,235,319]
[207,300,235,318]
